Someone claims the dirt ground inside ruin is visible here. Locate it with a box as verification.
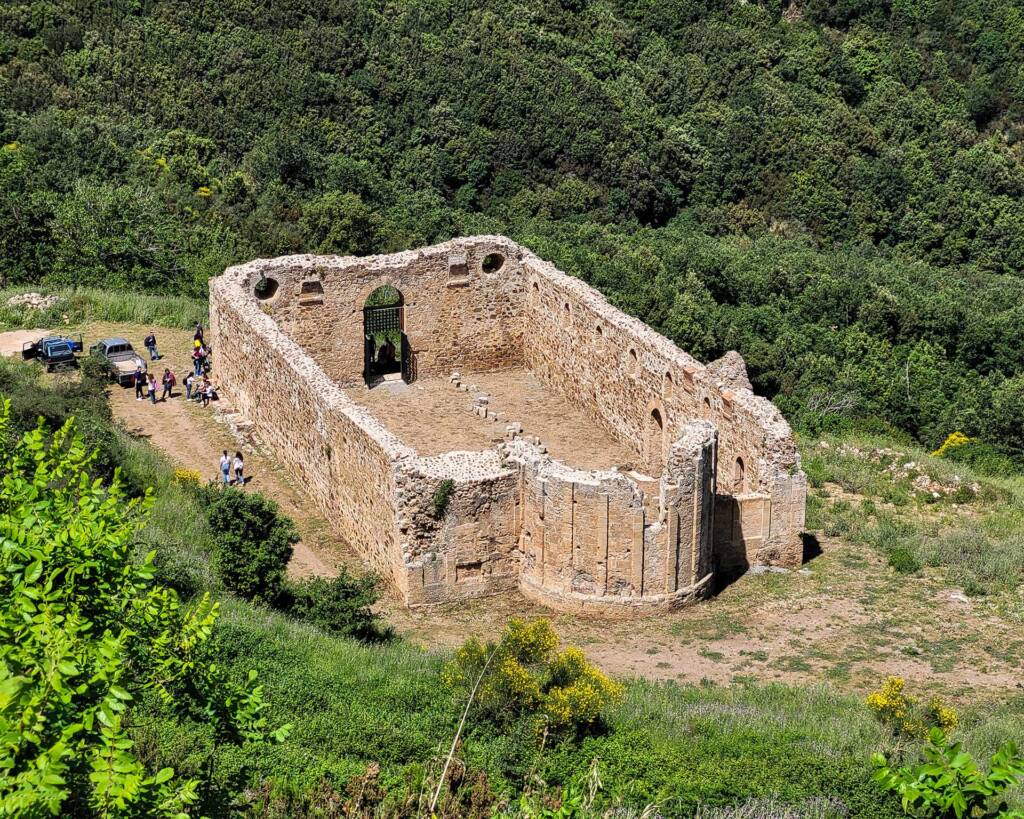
[346,369,637,470]
[8,322,1024,703]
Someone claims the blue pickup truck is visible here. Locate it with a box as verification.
[21,335,84,372]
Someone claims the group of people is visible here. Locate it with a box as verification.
[132,323,217,405]
[219,450,245,486]
[183,371,219,406]
[133,366,176,403]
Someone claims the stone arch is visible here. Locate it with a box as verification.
[363,284,406,384]
[643,401,667,477]
[734,456,746,493]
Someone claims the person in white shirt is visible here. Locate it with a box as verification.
[219,451,231,486]
[232,452,244,486]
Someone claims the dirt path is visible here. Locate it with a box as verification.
[0,329,51,357]
[90,322,344,579]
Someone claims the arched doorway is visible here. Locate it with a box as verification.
[363,285,411,384]
[645,407,664,477]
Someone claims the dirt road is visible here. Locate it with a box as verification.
[92,322,344,579]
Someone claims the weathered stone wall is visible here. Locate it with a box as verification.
[511,421,716,616]
[518,249,806,568]
[210,267,408,586]
[240,237,527,386]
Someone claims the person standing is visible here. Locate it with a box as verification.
[219,450,231,487]
[133,366,145,401]
[161,368,174,401]
[232,452,244,486]
[192,345,204,377]
[148,373,158,404]
[144,331,159,360]
[184,371,195,400]
[194,323,204,344]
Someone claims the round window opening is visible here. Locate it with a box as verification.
[254,277,280,301]
[482,253,505,273]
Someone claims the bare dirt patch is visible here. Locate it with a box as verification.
[347,369,636,469]
[0,328,51,357]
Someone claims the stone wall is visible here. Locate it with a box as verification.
[210,269,408,584]
[512,421,716,616]
[518,250,806,569]
[239,237,527,386]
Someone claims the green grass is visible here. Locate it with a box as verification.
[0,285,207,330]
[802,432,1024,599]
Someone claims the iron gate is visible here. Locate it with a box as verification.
[364,305,411,382]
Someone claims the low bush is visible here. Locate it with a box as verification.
[284,569,388,641]
[204,488,298,605]
[444,619,622,735]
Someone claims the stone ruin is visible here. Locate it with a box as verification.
[209,236,806,616]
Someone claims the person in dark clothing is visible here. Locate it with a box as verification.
[133,367,146,401]
[161,368,175,401]
[144,332,159,360]
[194,323,204,344]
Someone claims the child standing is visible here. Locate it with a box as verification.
[148,373,158,404]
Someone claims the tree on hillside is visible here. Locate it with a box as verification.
[0,401,288,817]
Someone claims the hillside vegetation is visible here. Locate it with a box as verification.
[2,0,1024,452]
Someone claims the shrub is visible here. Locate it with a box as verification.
[887,546,923,574]
[443,619,622,734]
[285,569,387,641]
[0,403,285,817]
[432,478,455,518]
[204,488,298,605]
[873,729,1024,819]
[867,677,957,742]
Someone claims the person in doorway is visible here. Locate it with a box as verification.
[232,452,244,486]
[133,366,146,401]
[219,450,231,486]
[144,331,159,360]
[161,368,175,401]
[147,373,158,404]
[378,339,396,365]
[184,371,195,400]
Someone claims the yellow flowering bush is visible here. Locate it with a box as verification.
[932,431,971,458]
[173,468,202,487]
[866,676,958,740]
[443,618,622,733]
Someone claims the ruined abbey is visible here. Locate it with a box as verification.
[209,236,807,616]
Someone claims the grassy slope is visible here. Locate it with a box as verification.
[0,286,207,330]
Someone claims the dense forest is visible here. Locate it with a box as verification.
[2,0,1024,451]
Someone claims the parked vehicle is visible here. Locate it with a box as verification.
[21,335,84,372]
[89,337,147,386]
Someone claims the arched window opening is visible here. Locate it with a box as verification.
[664,371,674,398]
[735,457,746,493]
[645,408,664,477]
[702,397,712,419]
[563,302,572,325]
[363,285,408,385]
[629,348,639,376]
